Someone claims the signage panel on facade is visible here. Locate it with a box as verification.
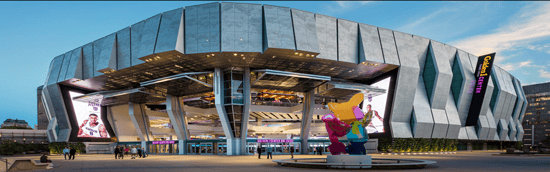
[257,139,293,143]
[466,53,496,126]
[152,140,176,144]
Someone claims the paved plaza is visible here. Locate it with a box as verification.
[3,151,549,172]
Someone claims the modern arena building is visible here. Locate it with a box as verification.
[40,2,528,155]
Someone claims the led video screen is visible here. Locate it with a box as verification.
[363,77,391,134]
[68,91,110,138]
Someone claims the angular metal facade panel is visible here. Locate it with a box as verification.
[337,19,358,63]
[47,55,65,85]
[291,9,319,53]
[378,28,399,65]
[445,91,461,139]
[131,20,146,66]
[412,76,435,138]
[458,127,469,140]
[263,5,295,51]
[359,24,384,64]
[57,51,72,82]
[43,84,71,142]
[465,126,478,140]
[508,119,517,141]
[65,47,83,80]
[477,115,490,140]
[428,41,455,109]
[139,14,162,57]
[155,8,185,54]
[82,43,94,80]
[455,50,475,125]
[431,109,449,138]
[116,27,132,70]
[497,119,508,140]
[221,3,262,52]
[185,2,220,54]
[485,109,498,140]
[315,14,337,61]
[390,32,428,138]
[93,32,117,75]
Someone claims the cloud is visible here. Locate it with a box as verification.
[500,63,516,71]
[500,60,546,71]
[527,44,550,54]
[319,1,374,16]
[519,61,532,68]
[397,8,456,32]
[451,2,550,64]
[539,69,550,78]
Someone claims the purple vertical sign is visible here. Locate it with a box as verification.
[466,53,496,126]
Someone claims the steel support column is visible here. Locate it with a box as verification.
[166,95,189,154]
[214,68,236,154]
[300,89,315,154]
[128,102,152,143]
[239,67,251,155]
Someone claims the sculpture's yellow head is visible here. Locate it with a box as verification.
[327,93,364,125]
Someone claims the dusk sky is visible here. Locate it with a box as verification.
[1,1,549,127]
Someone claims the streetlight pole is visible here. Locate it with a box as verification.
[532,125,535,147]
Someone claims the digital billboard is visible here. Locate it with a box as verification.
[363,77,391,134]
[68,91,110,138]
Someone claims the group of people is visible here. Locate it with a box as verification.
[114,146,147,159]
[62,147,77,160]
[256,145,294,159]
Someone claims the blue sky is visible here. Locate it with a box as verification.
[1,1,549,127]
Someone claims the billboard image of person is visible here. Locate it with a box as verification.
[365,104,384,133]
[77,113,108,138]
[363,77,391,134]
[69,91,110,138]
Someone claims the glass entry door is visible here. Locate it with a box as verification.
[217,142,227,155]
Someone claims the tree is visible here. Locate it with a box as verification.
[0,126,32,129]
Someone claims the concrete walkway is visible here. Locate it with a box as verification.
[5,151,550,172]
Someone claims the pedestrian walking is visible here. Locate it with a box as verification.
[290,147,294,159]
[141,147,147,158]
[118,147,124,159]
[266,146,273,159]
[114,146,120,159]
[137,147,142,158]
[257,145,262,159]
[69,147,76,160]
[131,147,138,159]
[63,147,70,160]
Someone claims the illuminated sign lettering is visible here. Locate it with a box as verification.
[152,141,176,144]
[466,53,496,126]
[257,139,293,143]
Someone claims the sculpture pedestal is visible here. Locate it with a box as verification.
[327,155,372,168]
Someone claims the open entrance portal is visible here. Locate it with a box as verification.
[77,68,388,155]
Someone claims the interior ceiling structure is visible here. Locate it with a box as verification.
[72,87,166,106]
[64,49,397,92]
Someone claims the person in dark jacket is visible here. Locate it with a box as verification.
[69,148,76,160]
[118,147,124,159]
[257,145,262,159]
[137,147,142,158]
[40,154,52,163]
[114,146,121,159]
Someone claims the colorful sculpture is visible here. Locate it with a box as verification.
[322,93,373,155]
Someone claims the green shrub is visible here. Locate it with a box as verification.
[418,138,430,152]
[0,140,24,155]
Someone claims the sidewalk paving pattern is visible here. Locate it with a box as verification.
[4,151,550,172]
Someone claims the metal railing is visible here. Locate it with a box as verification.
[1,157,9,172]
